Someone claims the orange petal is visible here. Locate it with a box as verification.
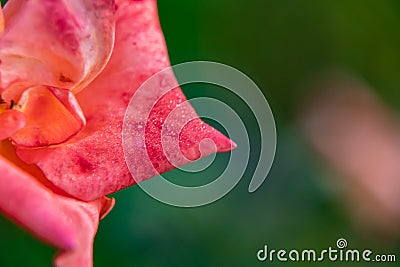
[0,109,26,140]
[17,0,235,201]
[0,6,4,33]
[0,0,115,93]
[11,85,85,147]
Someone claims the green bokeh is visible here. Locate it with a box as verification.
[1,1,399,266]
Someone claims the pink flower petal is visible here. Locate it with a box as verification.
[0,0,115,97]
[0,155,114,267]
[17,0,235,201]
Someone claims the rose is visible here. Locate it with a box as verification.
[0,0,235,266]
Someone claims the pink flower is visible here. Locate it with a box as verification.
[299,73,400,236]
[0,0,235,266]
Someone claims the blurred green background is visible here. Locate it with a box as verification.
[1,0,399,266]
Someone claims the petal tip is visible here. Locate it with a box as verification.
[99,197,115,220]
[218,139,237,152]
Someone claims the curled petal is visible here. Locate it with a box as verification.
[0,155,114,267]
[53,196,115,267]
[0,0,115,94]
[11,85,85,147]
[18,0,235,201]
